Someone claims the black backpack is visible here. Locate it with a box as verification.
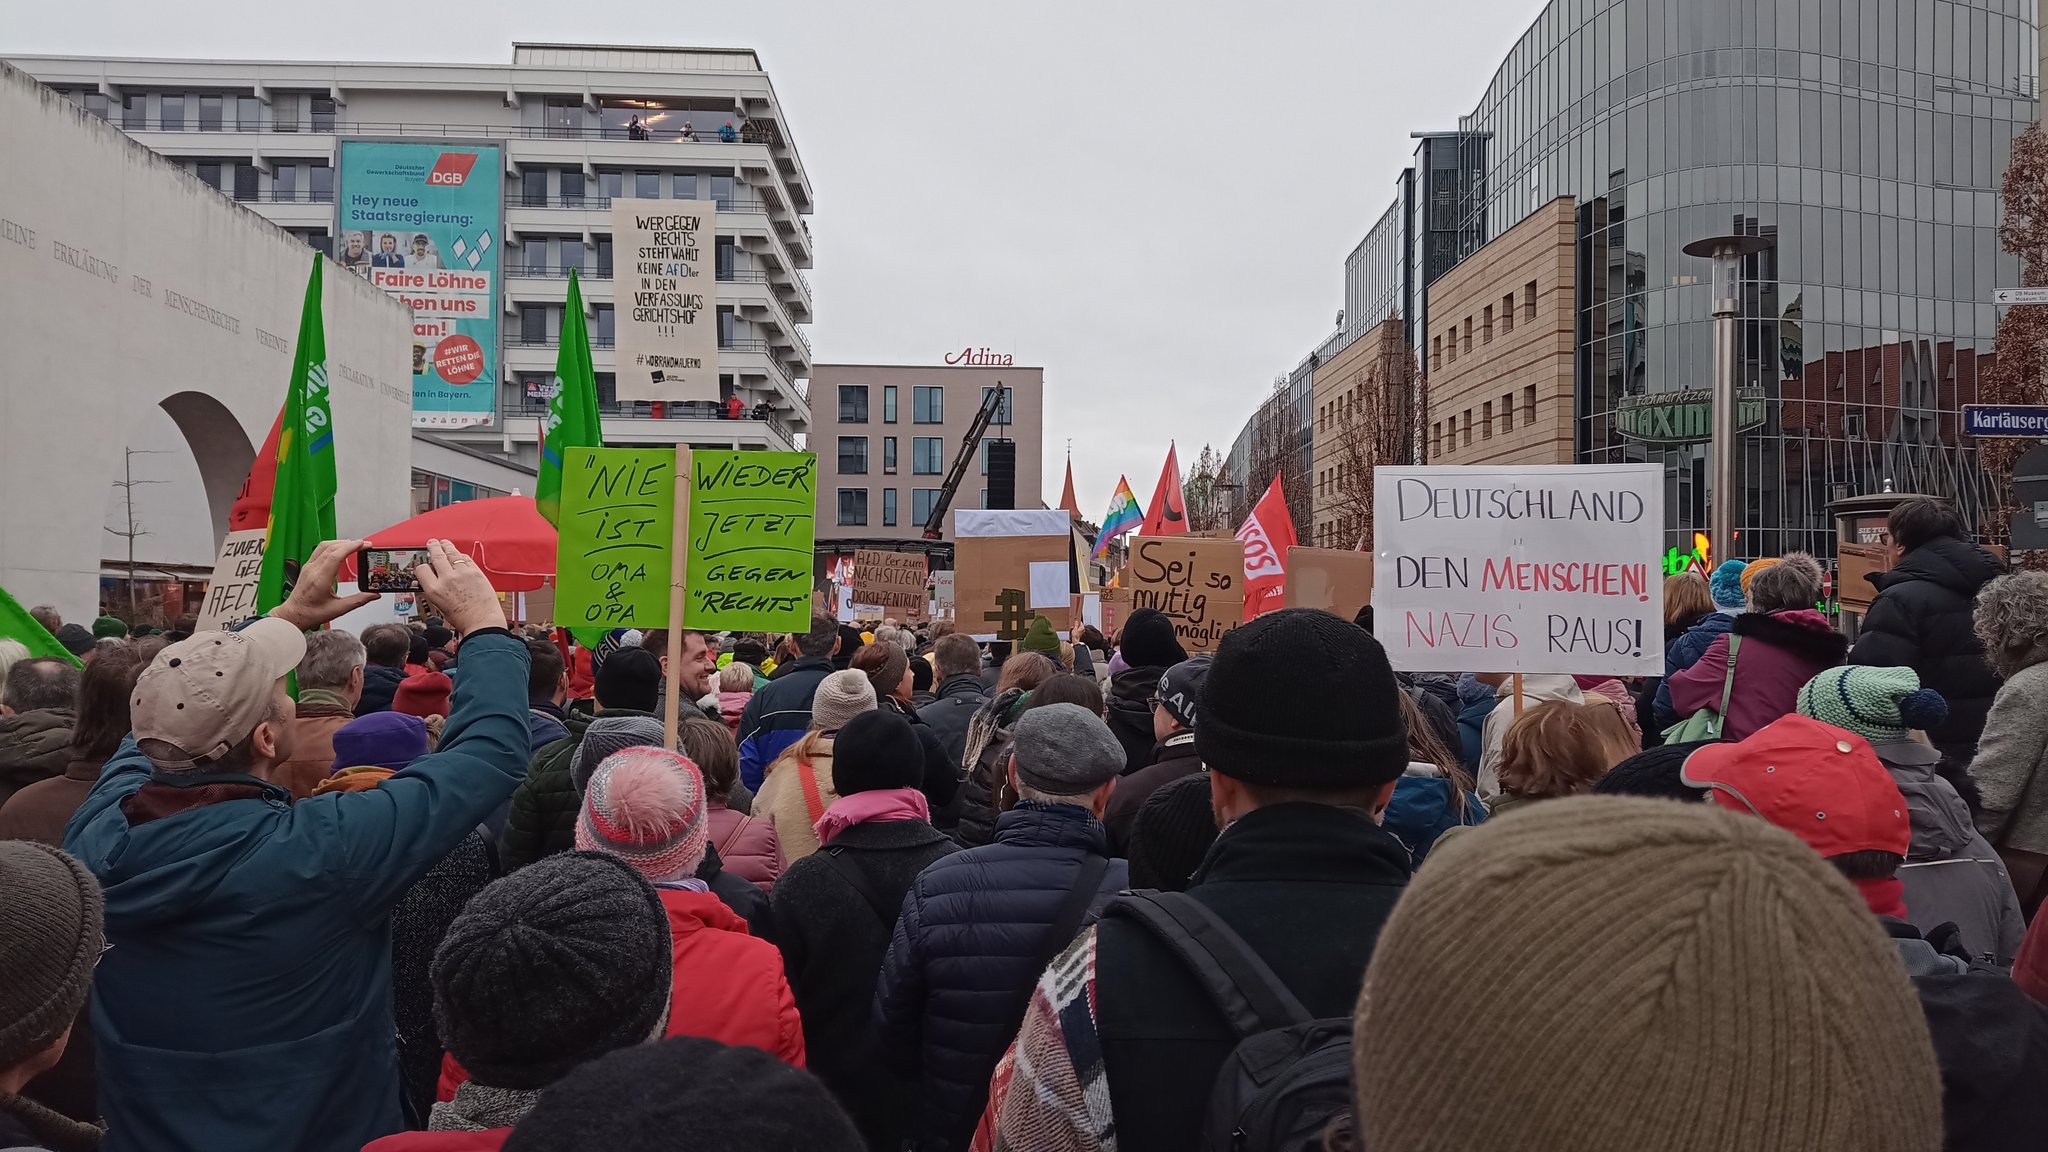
[1107,891,1354,1152]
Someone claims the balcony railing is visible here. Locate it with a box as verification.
[509,265,773,284]
[117,119,777,145]
[508,396,797,442]
[513,336,774,354]
[513,194,768,214]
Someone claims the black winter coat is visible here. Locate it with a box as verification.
[875,802,1128,1151]
[697,840,775,944]
[1096,803,1412,1152]
[771,819,959,1151]
[390,830,497,1124]
[918,674,990,769]
[883,698,963,821]
[356,664,406,716]
[1102,734,1202,854]
[1105,665,1171,775]
[1849,536,2005,762]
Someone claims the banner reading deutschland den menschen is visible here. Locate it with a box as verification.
[337,141,502,429]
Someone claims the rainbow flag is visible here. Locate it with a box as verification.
[1092,475,1143,559]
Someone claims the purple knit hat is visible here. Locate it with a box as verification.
[575,747,711,882]
[330,712,430,773]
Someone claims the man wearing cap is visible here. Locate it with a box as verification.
[988,609,1414,1152]
[64,538,531,1152]
[876,702,1129,1151]
[1101,654,1210,854]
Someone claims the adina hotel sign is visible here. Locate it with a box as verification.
[943,346,1013,366]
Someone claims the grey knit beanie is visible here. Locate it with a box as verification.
[432,851,672,1090]
[0,842,104,1066]
[1355,796,1944,1152]
[809,669,877,733]
[570,715,668,793]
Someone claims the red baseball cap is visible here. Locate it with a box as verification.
[1679,715,1909,858]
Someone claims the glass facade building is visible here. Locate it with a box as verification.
[1341,0,2035,557]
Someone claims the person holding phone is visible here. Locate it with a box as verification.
[64,540,533,1152]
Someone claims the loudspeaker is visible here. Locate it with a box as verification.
[986,440,1017,509]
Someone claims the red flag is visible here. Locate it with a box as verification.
[228,411,286,533]
[1236,475,1297,618]
[1138,443,1186,536]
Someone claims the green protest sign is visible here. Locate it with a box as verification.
[684,450,816,633]
[554,447,677,628]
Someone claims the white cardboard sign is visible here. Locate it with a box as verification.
[1372,464,1663,675]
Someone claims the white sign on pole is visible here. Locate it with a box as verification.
[1995,288,2048,306]
[933,571,956,613]
[194,529,267,632]
[611,197,720,402]
[1372,464,1664,675]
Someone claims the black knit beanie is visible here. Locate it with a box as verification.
[503,1036,864,1152]
[593,647,661,713]
[1127,771,1219,891]
[831,709,925,795]
[1118,608,1187,670]
[432,851,672,1090]
[1194,608,1408,787]
[1593,741,1716,803]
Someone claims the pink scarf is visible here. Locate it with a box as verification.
[814,787,930,847]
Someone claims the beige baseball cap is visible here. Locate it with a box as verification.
[132,617,306,769]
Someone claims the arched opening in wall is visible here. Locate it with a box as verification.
[98,392,256,626]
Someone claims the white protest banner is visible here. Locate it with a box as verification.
[1373,464,1663,675]
[195,529,266,631]
[611,198,719,402]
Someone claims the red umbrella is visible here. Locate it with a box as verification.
[341,496,556,592]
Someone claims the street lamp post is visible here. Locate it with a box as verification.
[1682,234,1772,565]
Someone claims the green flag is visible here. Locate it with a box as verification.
[536,267,602,526]
[0,584,79,667]
[256,255,338,615]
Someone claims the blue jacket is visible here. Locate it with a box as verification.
[737,656,834,791]
[1654,612,1736,725]
[1455,693,1494,776]
[64,630,533,1152]
[875,801,1127,1151]
[1383,767,1486,869]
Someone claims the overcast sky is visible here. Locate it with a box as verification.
[11,0,1541,517]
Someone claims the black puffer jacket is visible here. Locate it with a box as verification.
[356,663,406,715]
[1849,536,2005,762]
[918,673,989,768]
[876,802,1126,1151]
[1105,666,1170,775]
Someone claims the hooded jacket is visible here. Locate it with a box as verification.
[357,663,407,716]
[736,656,836,792]
[1101,732,1201,855]
[653,886,806,1066]
[1383,761,1487,868]
[1850,536,2005,761]
[1667,610,1849,742]
[1969,659,2048,856]
[1104,666,1170,776]
[1873,741,2025,965]
[876,802,1128,1151]
[1653,612,1737,725]
[0,708,74,809]
[708,797,784,890]
[918,673,991,768]
[63,630,531,1152]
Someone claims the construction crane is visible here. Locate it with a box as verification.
[922,383,1007,540]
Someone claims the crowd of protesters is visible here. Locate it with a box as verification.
[3,494,2048,1150]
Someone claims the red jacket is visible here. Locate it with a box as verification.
[438,886,804,1101]
[361,1130,509,1150]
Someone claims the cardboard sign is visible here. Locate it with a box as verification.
[195,529,268,632]
[853,549,929,618]
[1837,542,1891,614]
[1099,587,1133,639]
[1373,464,1663,675]
[1284,547,1376,619]
[684,450,816,633]
[1125,536,1247,654]
[554,447,676,628]
[954,509,1073,641]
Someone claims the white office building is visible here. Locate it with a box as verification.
[11,43,817,480]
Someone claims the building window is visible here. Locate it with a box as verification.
[160,94,185,131]
[520,304,548,346]
[837,489,868,526]
[523,170,547,207]
[562,241,585,274]
[1462,410,1473,446]
[594,306,615,346]
[980,387,1014,425]
[310,96,336,132]
[1482,401,1494,439]
[122,92,145,129]
[673,172,697,200]
[838,385,869,423]
[1523,385,1536,424]
[237,95,261,131]
[274,164,298,201]
[596,237,614,277]
[714,236,734,280]
[1461,318,1472,354]
[1501,293,1516,333]
[1523,281,1537,322]
[1482,305,1494,343]
[634,172,659,199]
[912,488,942,526]
[198,94,222,131]
[1501,393,1514,432]
[709,175,735,208]
[718,307,736,348]
[272,95,298,132]
[838,436,869,475]
[194,162,221,190]
[1431,336,1442,372]
[883,385,898,423]
[79,92,108,120]
[980,439,993,475]
[1432,421,1442,456]
[600,171,623,202]
[913,386,943,424]
[561,170,586,207]
[233,164,258,201]
[882,436,898,473]
[308,164,333,203]
[913,436,945,474]
[882,488,898,527]
[1445,415,1455,453]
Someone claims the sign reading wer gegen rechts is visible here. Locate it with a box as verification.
[612,198,719,403]
[1372,464,1663,676]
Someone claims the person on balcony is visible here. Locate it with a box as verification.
[627,115,648,141]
